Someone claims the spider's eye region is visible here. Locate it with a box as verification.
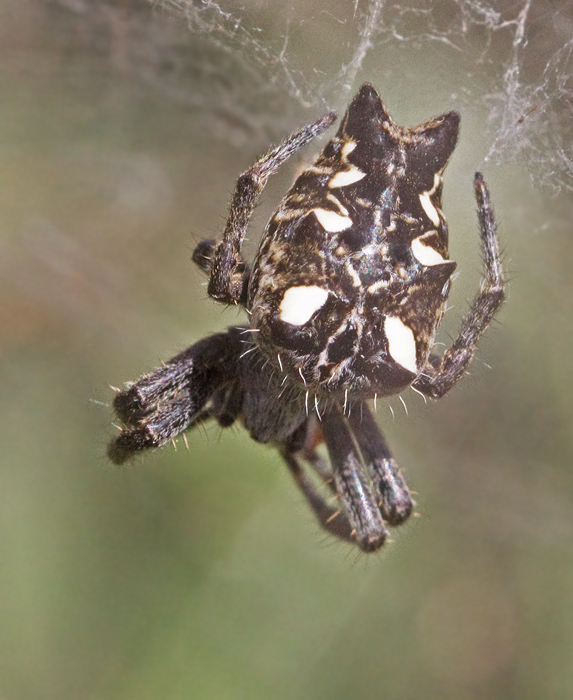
[278,285,329,326]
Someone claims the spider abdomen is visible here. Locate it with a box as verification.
[248,84,459,398]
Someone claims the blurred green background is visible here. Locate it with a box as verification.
[1,1,572,699]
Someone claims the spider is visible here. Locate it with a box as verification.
[108,83,505,553]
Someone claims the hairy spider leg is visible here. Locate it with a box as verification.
[108,330,243,464]
[321,405,389,552]
[278,415,355,543]
[413,173,505,398]
[281,450,356,545]
[347,404,413,526]
[198,112,337,306]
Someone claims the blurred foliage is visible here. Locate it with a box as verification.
[0,1,572,699]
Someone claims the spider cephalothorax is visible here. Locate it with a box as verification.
[109,84,505,553]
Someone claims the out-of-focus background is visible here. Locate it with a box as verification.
[1,1,572,698]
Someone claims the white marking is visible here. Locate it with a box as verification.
[326,193,350,215]
[410,385,428,404]
[419,173,442,227]
[279,285,329,325]
[367,278,389,294]
[306,165,335,175]
[341,140,357,159]
[384,316,417,374]
[239,346,257,359]
[313,208,353,232]
[273,207,307,222]
[346,263,362,288]
[329,167,366,188]
[419,193,440,227]
[411,236,446,266]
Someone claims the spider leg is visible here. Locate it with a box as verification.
[347,404,413,526]
[413,172,505,398]
[109,393,212,464]
[195,111,337,306]
[321,405,388,552]
[210,382,245,428]
[108,328,242,464]
[282,449,355,545]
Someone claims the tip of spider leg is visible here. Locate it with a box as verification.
[359,532,389,552]
[107,438,132,466]
[318,111,337,130]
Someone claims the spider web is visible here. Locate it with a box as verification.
[53,0,572,193]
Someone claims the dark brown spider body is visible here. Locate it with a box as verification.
[109,84,505,553]
[249,84,459,398]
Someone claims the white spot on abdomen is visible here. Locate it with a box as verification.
[313,208,353,232]
[384,316,417,374]
[411,234,446,266]
[419,172,442,227]
[329,166,366,188]
[419,191,440,227]
[341,140,357,159]
[279,286,329,326]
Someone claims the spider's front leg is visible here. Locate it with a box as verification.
[193,111,337,306]
[413,172,505,398]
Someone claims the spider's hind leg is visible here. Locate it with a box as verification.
[108,328,243,464]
